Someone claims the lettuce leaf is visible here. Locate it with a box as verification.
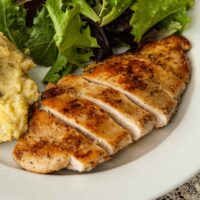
[0,0,194,84]
[26,7,57,66]
[44,0,99,82]
[67,0,100,22]
[43,53,67,83]
[100,0,135,26]
[0,0,28,49]
[18,0,45,26]
[156,8,191,38]
[130,0,192,41]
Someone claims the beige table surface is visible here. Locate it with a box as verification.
[158,173,200,200]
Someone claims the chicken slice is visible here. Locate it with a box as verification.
[13,109,108,174]
[136,35,191,83]
[83,61,177,128]
[51,75,155,140]
[85,35,190,99]
[100,56,186,99]
[41,92,132,155]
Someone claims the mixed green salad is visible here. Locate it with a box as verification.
[0,0,194,83]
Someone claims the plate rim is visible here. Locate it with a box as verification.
[0,3,200,200]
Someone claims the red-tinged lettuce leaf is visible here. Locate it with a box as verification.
[17,0,45,26]
[87,19,112,61]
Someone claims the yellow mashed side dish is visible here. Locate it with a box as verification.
[0,32,39,142]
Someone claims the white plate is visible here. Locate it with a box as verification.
[0,3,200,200]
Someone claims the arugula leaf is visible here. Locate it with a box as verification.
[0,0,28,49]
[26,7,57,66]
[130,0,192,41]
[100,0,135,26]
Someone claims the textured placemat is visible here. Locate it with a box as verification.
[158,173,200,200]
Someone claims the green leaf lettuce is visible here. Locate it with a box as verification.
[100,0,135,26]
[0,0,28,49]
[130,0,193,41]
[26,7,57,66]
[43,0,99,82]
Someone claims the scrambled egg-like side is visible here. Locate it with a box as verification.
[0,32,39,142]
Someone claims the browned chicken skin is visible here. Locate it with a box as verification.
[41,92,132,155]
[13,108,108,173]
[83,59,178,128]
[55,75,155,140]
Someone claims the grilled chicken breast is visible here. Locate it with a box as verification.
[83,35,191,127]
[83,60,177,128]
[13,109,108,173]
[52,75,155,140]
[99,56,185,99]
[13,35,191,174]
[41,92,132,155]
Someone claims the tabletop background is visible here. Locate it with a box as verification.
[158,173,200,200]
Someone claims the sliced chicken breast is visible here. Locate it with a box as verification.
[13,109,108,174]
[85,36,190,99]
[13,35,192,174]
[101,56,186,99]
[83,61,177,128]
[53,75,155,140]
[41,92,132,155]
[136,35,191,83]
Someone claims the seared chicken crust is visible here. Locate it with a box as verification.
[52,75,155,140]
[83,59,177,127]
[95,56,185,99]
[42,93,132,155]
[83,35,190,127]
[13,109,108,173]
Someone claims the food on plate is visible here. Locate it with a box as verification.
[0,33,39,142]
[13,108,108,173]
[0,0,194,83]
[84,60,177,128]
[41,92,132,155]
[13,35,191,173]
[51,75,155,140]
[94,56,185,100]
[83,35,190,127]
[135,34,191,83]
